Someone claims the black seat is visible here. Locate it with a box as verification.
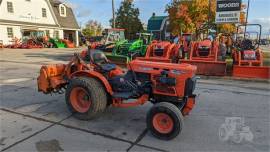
[241,39,254,50]
[100,64,116,72]
[88,49,117,72]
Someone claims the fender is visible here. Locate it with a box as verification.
[71,70,113,95]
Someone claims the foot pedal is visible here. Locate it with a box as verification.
[112,92,134,99]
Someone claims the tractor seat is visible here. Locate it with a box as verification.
[100,63,116,72]
[90,49,116,72]
[241,39,253,50]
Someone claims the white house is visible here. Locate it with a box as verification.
[0,0,80,46]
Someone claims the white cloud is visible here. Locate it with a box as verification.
[249,17,270,34]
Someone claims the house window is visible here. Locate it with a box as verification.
[7,2,14,13]
[7,27,13,38]
[54,31,59,38]
[42,8,47,17]
[45,30,50,37]
[59,4,66,17]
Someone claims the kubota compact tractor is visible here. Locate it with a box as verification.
[232,24,270,79]
[136,41,182,63]
[180,38,227,76]
[37,48,198,140]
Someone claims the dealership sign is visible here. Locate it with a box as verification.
[215,0,242,23]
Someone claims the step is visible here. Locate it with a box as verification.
[112,92,134,99]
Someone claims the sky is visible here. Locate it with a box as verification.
[62,0,270,35]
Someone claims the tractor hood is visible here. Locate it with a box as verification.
[128,60,197,77]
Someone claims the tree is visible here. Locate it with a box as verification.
[166,0,236,36]
[82,20,103,37]
[110,0,144,40]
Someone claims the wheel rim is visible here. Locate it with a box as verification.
[70,87,91,113]
[152,113,174,134]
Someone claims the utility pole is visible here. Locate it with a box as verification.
[112,0,115,28]
[244,0,250,39]
[207,0,211,35]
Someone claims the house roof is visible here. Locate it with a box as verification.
[49,0,80,30]
[147,15,168,31]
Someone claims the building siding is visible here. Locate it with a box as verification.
[0,25,21,44]
[0,0,57,26]
[0,0,80,46]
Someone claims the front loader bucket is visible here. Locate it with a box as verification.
[181,60,227,76]
[232,65,270,79]
[106,54,129,66]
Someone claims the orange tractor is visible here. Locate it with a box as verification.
[232,24,270,79]
[136,41,182,63]
[37,48,198,140]
[180,38,228,76]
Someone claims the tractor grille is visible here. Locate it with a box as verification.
[198,47,210,56]
[119,44,130,54]
[154,48,164,56]
[184,76,197,96]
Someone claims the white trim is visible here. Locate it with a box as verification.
[0,22,57,28]
[1,22,80,31]
[60,27,80,31]
[59,4,66,17]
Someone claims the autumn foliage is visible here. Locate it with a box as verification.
[166,0,237,35]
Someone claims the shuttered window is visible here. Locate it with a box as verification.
[7,27,13,38]
[42,8,47,17]
[7,2,14,13]
[55,31,59,38]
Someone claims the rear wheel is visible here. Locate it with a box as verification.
[65,77,107,120]
[146,102,184,140]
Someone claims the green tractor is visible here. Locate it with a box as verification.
[106,33,153,65]
[49,38,66,48]
[91,28,126,52]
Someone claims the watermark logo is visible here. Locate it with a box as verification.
[219,117,253,144]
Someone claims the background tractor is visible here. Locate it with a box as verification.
[37,48,198,140]
[136,41,182,63]
[232,24,270,79]
[89,28,126,52]
[180,38,227,76]
[105,33,153,65]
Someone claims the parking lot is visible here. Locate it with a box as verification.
[0,48,269,152]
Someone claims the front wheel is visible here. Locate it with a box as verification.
[65,77,107,120]
[146,102,184,140]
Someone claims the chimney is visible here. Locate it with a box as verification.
[152,12,155,17]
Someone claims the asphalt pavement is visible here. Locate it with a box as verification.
[0,48,269,152]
